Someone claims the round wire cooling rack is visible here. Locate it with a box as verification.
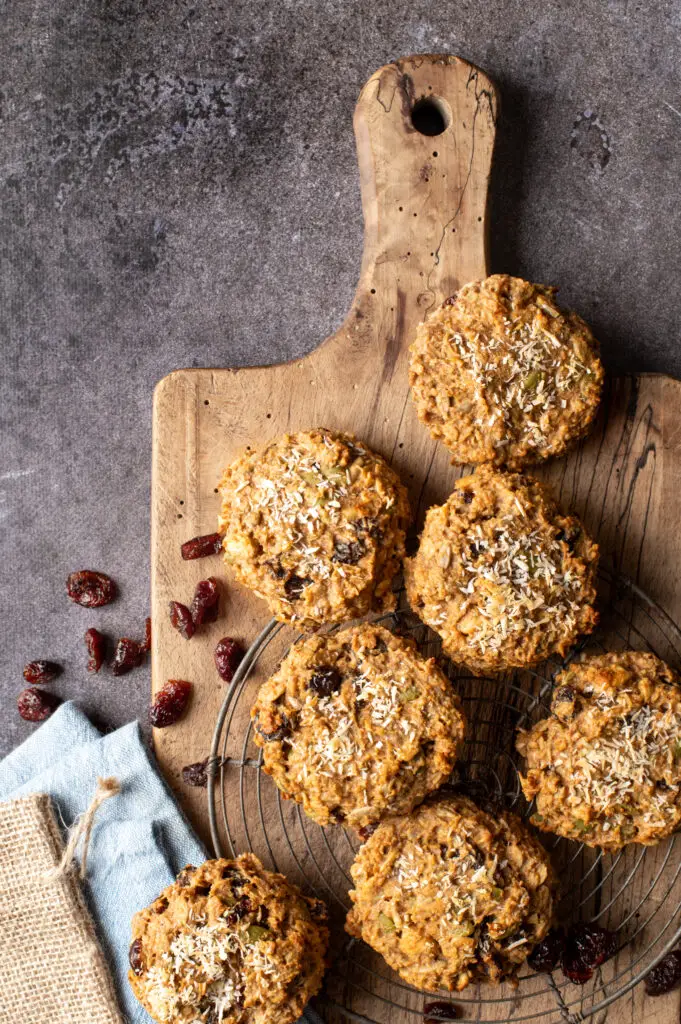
[208,566,681,1024]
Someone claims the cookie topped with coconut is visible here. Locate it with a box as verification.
[218,429,410,628]
[409,274,604,469]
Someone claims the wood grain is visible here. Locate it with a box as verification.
[150,54,681,1024]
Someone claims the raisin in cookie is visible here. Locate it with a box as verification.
[128,854,328,1024]
[218,429,410,628]
[346,795,556,991]
[517,651,681,850]
[251,623,465,829]
[409,275,604,469]
[404,466,598,675]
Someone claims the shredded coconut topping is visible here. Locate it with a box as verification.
[144,922,277,1023]
[293,648,423,781]
[435,513,582,656]
[389,831,518,942]
[444,307,593,448]
[556,703,681,824]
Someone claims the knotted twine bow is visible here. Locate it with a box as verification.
[43,776,121,881]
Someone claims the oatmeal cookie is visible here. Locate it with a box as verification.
[218,429,410,628]
[404,466,598,675]
[251,623,465,829]
[346,795,556,991]
[128,854,328,1024]
[409,275,604,469]
[517,651,681,850]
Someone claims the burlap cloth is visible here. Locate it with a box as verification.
[0,793,124,1024]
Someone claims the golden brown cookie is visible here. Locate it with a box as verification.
[346,795,556,991]
[251,623,465,830]
[409,275,604,469]
[218,429,410,628]
[517,651,681,850]
[404,466,599,675]
[128,855,328,1024]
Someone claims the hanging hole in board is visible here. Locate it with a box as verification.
[411,97,450,137]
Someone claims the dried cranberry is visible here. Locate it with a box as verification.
[150,679,192,728]
[169,601,195,640]
[358,822,378,842]
[84,628,106,673]
[308,898,328,922]
[181,758,226,787]
[556,524,581,548]
[332,540,365,564]
[221,866,246,887]
[112,637,144,676]
[423,1001,461,1021]
[128,938,144,976]
[182,760,209,787]
[66,570,117,607]
[23,661,62,685]
[254,712,291,742]
[181,532,223,560]
[214,638,244,682]
[17,687,61,722]
[284,574,311,600]
[562,923,617,984]
[191,577,220,627]
[528,930,565,973]
[142,617,152,653]
[225,896,253,925]
[645,951,681,996]
[176,866,196,887]
[355,516,382,540]
[308,666,342,697]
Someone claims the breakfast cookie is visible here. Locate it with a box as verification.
[128,854,328,1024]
[218,429,410,628]
[251,622,465,829]
[517,651,681,851]
[404,466,598,675]
[346,795,556,991]
[409,274,604,469]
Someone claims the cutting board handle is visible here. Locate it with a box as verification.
[350,54,498,319]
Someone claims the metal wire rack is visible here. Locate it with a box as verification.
[208,566,681,1024]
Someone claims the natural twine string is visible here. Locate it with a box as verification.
[42,777,121,881]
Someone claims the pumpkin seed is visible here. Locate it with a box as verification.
[523,370,544,392]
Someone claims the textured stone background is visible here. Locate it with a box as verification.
[2,0,680,756]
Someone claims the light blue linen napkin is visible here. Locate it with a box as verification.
[0,702,324,1024]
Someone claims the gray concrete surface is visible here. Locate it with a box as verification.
[1,0,680,757]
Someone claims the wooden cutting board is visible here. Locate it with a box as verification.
[150,53,681,1024]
